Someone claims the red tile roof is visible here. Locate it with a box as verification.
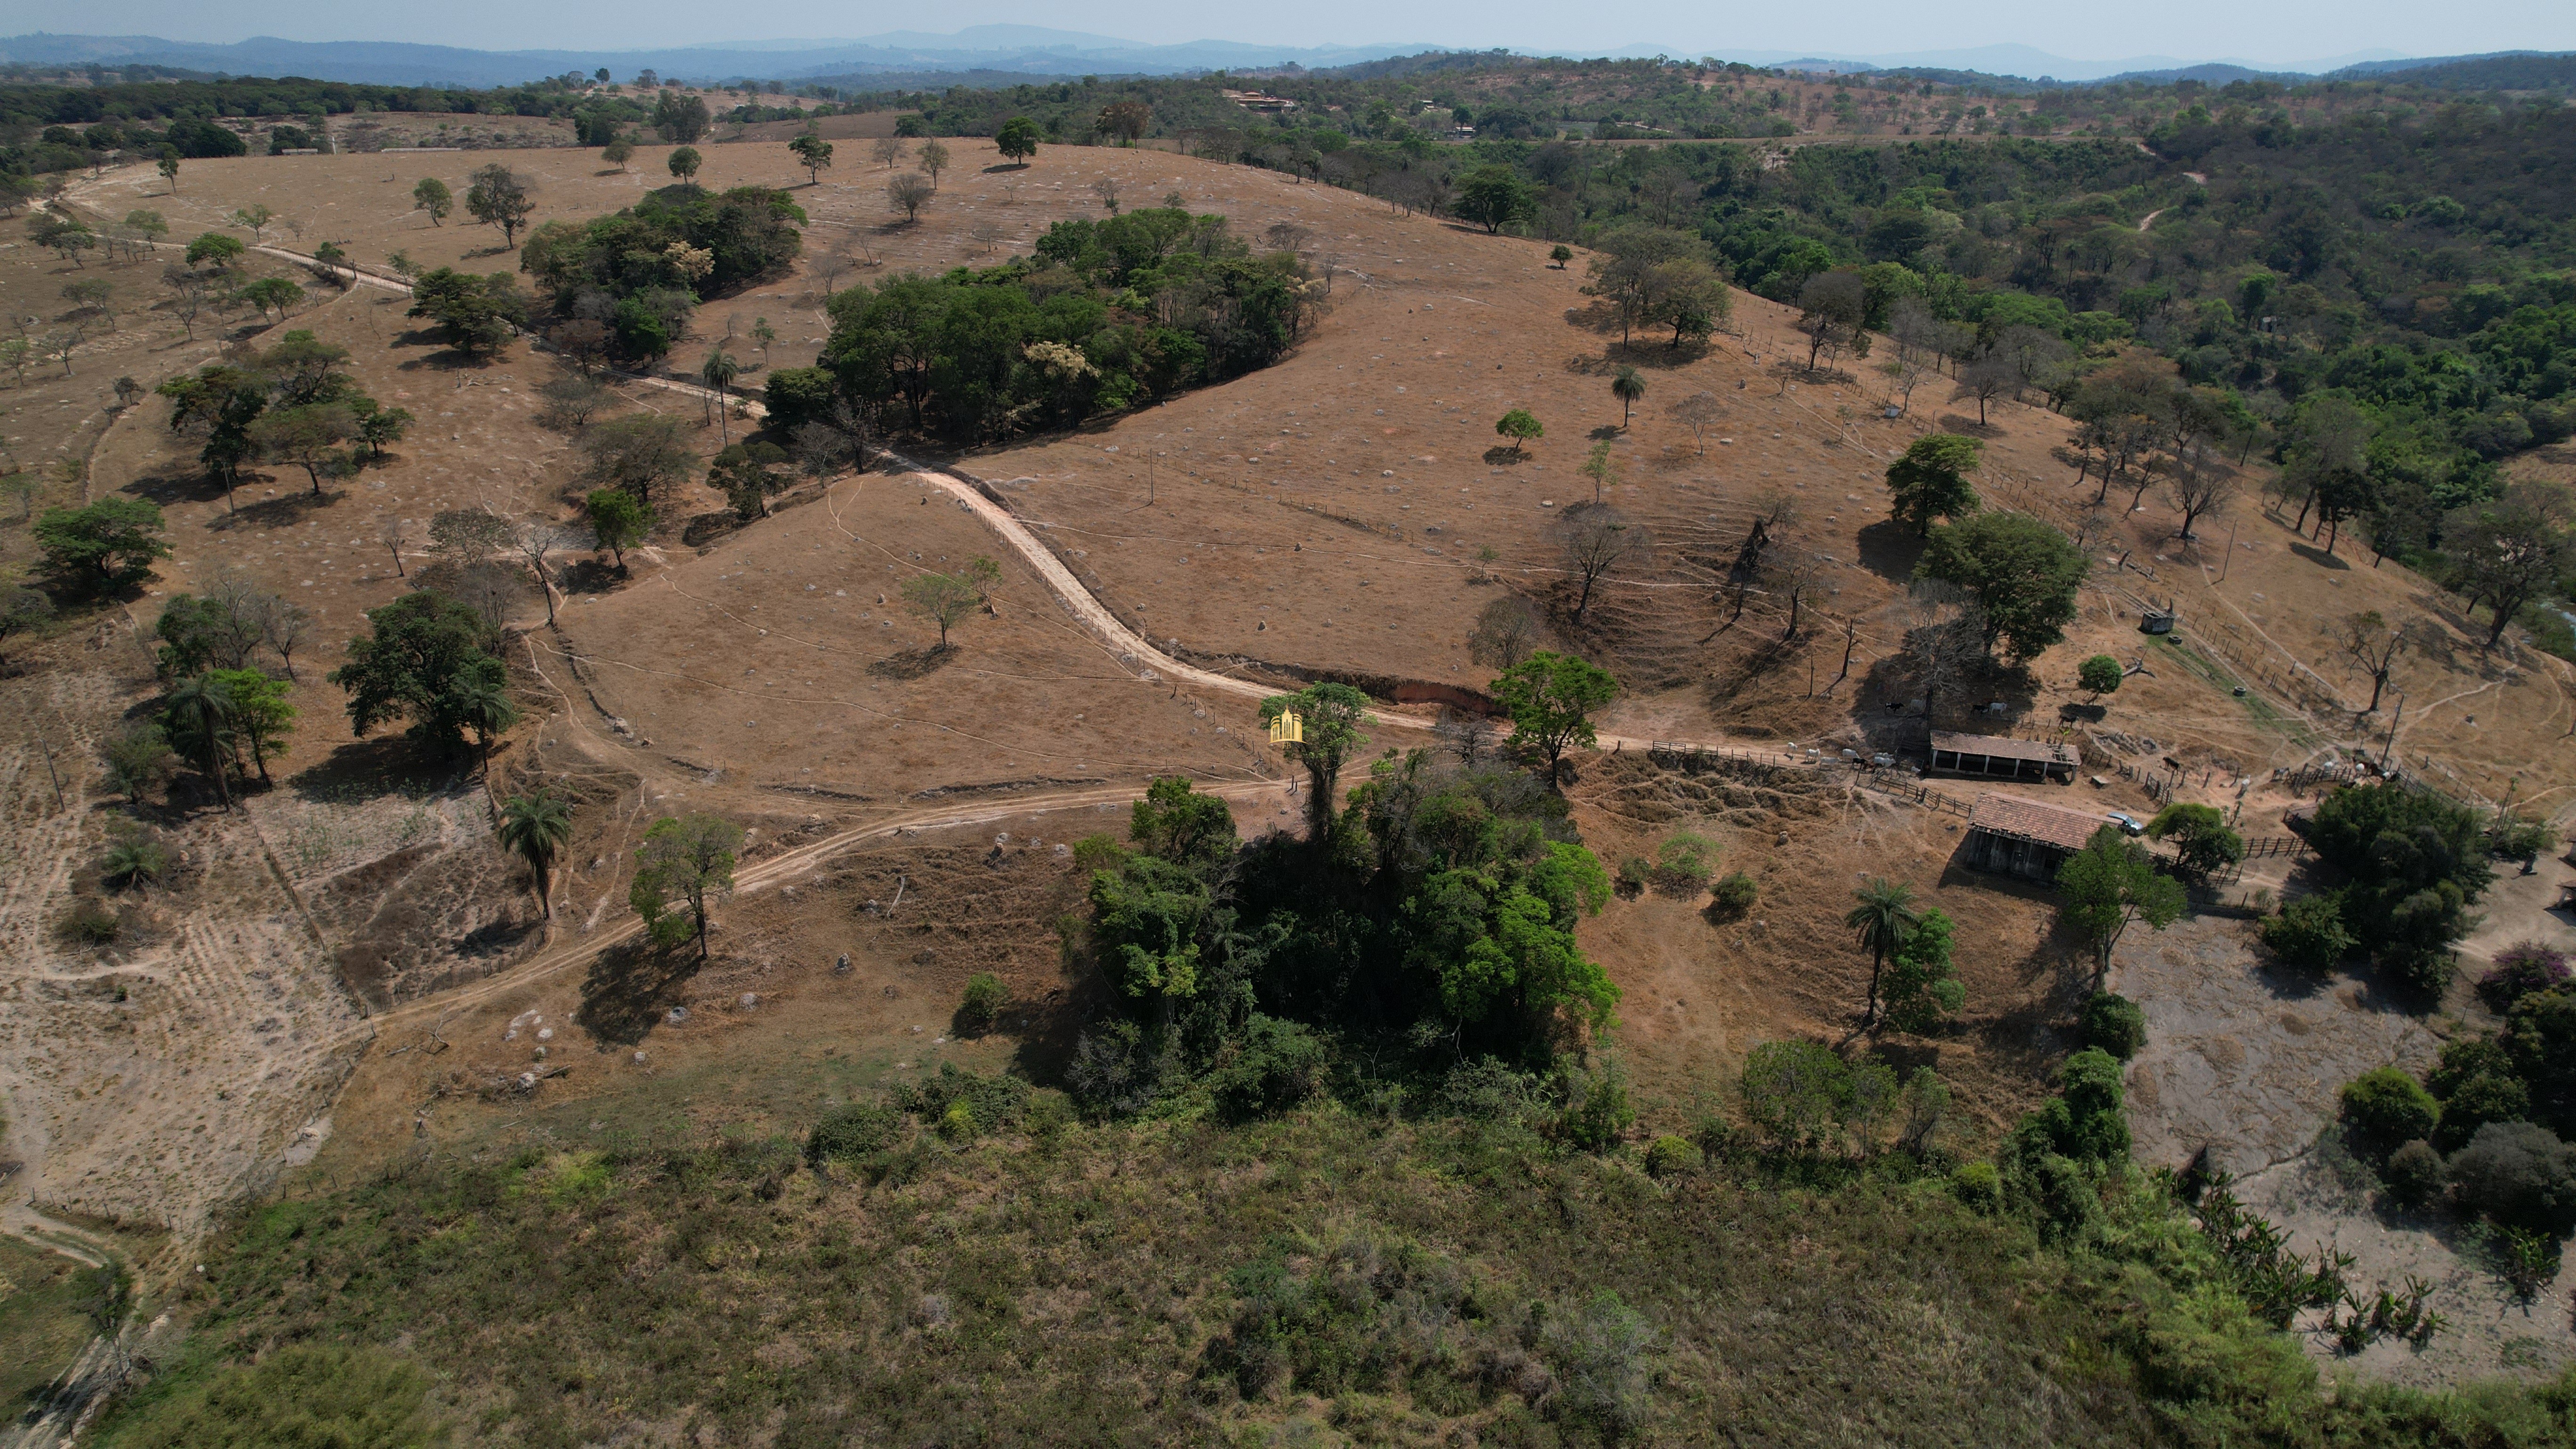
[1969,793,2113,853]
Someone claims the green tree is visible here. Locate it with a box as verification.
[1917,513,2087,662]
[327,590,506,753]
[206,667,293,783]
[2077,653,2123,700]
[1454,164,1536,234]
[585,487,651,569]
[235,276,302,324]
[161,671,238,807]
[900,567,982,649]
[787,132,834,185]
[248,403,355,495]
[667,145,702,187]
[499,788,574,918]
[995,117,1040,164]
[1259,681,1371,840]
[1578,440,1617,503]
[1128,774,1238,872]
[1882,907,1965,1033]
[463,163,535,246]
[2308,782,2491,990]
[1739,1040,1852,1151]
[602,136,635,169]
[35,497,169,593]
[1495,408,1543,454]
[2058,825,2186,984]
[102,835,170,894]
[1549,244,1573,269]
[1610,366,1645,426]
[698,348,739,443]
[2258,894,2353,972]
[156,149,180,193]
[1491,650,1618,789]
[407,268,529,357]
[1884,433,1983,536]
[652,90,711,145]
[2146,801,2245,880]
[448,655,519,769]
[228,204,275,242]
[411,177,452,225]
[184,232,243,269]
[1844,877,1921,1028]
[631,812,742,962]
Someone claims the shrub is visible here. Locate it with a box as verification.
[2258,894,2352,972]
[896,1061,1029,1131]
[1541,1288,1657,1437]
[1739,1040,1851,1152]
[957,971,1007,1034]
[2479,942,2571,1013]
[1950,1159,2004,1213]
[806,1102,901,1165]
[1649,832,1715,895]
[1642,1134,1703,1179]
[2434,1070,2531,1153]
[1614,854,1652,897]
[59,899,119,945]
[1207,1014,1328,1121]
[2080,990,2148,1060]
[2384,1139,2446,1208]
[102,1344,446,1449]
[2341,1067,2440,1160]
[938,1100,978,1143]
[1707,870,1758,920]
[1555,1056,1636,1150]
[2452,1122,2576,1234]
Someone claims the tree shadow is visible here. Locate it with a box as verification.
[1481,446,1527,466]
[577,937,703,1046]
[556,557,624,595]
[286,734,464,803]
[206,487,346,530]
[1933,413,2004,438]
[2289,541,2353,571]
[1853,520,1925,582]
[2058,701,2108,724]
[867,644,956,680]
[1603,338,1712,370]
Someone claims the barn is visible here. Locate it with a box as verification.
[1963,793,2115,883]
[1928,731,2078,784]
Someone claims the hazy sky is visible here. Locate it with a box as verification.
[30,0,2576,63]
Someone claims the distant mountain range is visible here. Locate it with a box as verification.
[0,28,2565,91]
[0,27,1436,89]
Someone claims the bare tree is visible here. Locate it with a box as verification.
[871,136,905,169]
[258,596,314,679]
[1668,391,1724,454]
[1435,706,1496,765]
[886,173,934,223]
[1467,594,1545,669]
[1951,353,2015,427]
[2164,458,2237,542]
[2337,611,2416,714]
[515,519,572,625]
[1552,502,1651,627]
[1091,176,1120,212]
[377,517,410,577]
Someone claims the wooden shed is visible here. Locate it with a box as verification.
[1928,731,2077,784]
[1964,793,2115,883]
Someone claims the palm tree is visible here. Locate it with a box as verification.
[1843,877,1921,1029]
[1611,366,1645,428]
[164,672,235,811]
[102,838,169,895]
[448,661,520,773]
[700,349,739,444]
[498,789,574,918]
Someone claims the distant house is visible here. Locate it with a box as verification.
[1927,731,2077,784]
[1221,90,1299,114]
[1963,793,2112,883]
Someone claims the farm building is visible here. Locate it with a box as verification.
[1928,731,2077,784]
[1963,793,2114,883]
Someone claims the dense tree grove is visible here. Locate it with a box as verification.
[520,185,807,363]
[813,207,1320,443]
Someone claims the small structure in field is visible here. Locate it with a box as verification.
[1964,793,2111,882]
[1928,731,2077,784]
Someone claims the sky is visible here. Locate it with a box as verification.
[22,0,2576,66]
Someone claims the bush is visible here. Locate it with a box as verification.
[1206,1014,1328,1121]
[1614,854,1651,897]
[2079,990,2148,1060]
[1951,1159,2004,1213]
[2341,1067,2440,1160]
[2011,1048,2130,1166]
[2434,1070,2531,1153]
[2450,1121,2576,1234]
[102,1344,446,1449]
[896,1061,1030,1131]
[1739,1040,1851,1152]
[806,1102,901,1165]
[938,1100,978,1143]
[2257,894,2352,972]
[1541,1288,1657,1437]
[1555,1056,1635,1151]
[59,899,119,945]
[2384,1139,2446,1208]
[1642,1134,1703,1179]
[2479,942,2570,1013]
[1649,832,1715,895]
[1707,871,1758,920]
[957,971,1007,1034]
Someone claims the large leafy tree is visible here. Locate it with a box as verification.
[1881,908,1965,1034]
[994,117,1040,163]
[463,163,534,245]
[1454,165,1536,234]
[1884,434,1983,536]
[327,591,507,753]
[631,813,741,962]
[2307,782,2491,990]
[161,671,235,809]
[1916,512,2087,662]
[1490,650,1618,788]
[34,497,169,594]
[407,269,528,356]
[2146,802,2245,880]
[2057,826,2187,984]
